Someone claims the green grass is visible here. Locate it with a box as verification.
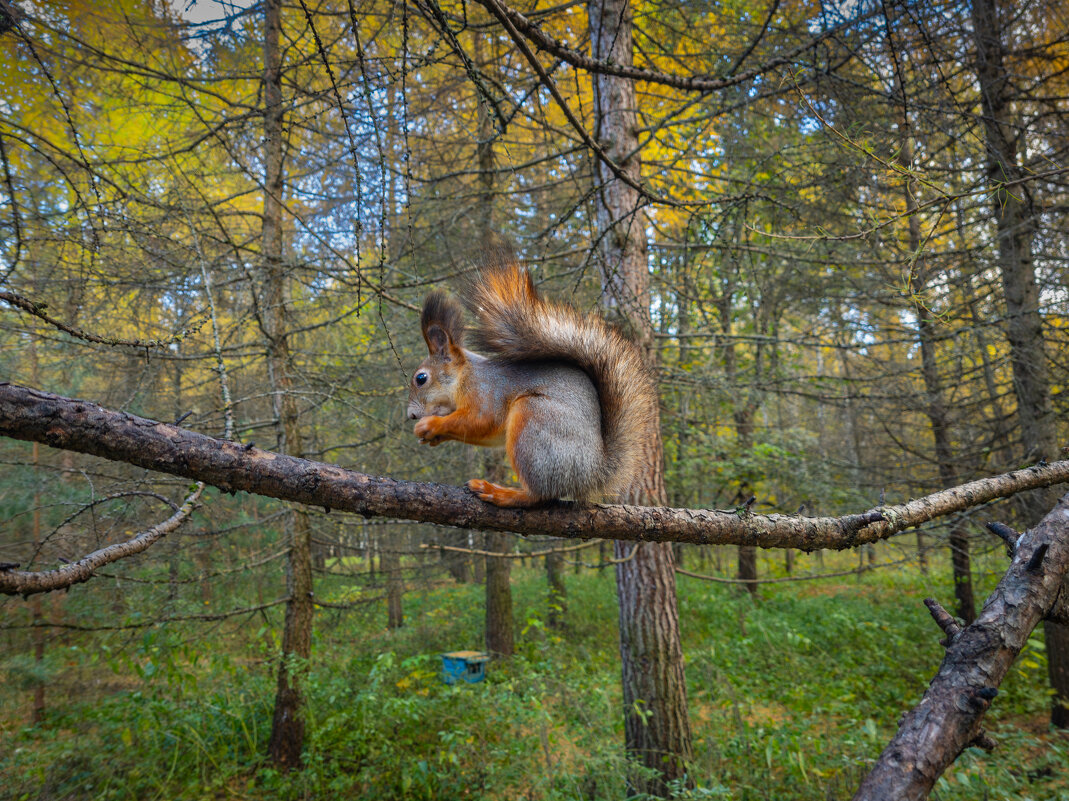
[1,546,1067,800]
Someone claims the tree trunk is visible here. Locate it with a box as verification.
[474,29,496,248]
[484,530,514,657]
[546,543,566,629]
[262,0,315,767]
[717,243,759,596]
[971,0,1064,725]
[589,0,692,790]
[472,531,486,584]
[28,341,45,723]
[898,119,975,622]
[383,546,403,630]
[30,439,44,724]
[482,452,513,651]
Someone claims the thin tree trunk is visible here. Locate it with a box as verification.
[546,543,566,629]
[723,290,758,596]
[589,0,692,790]
[262,0,315,767]
[485,530,514,657]
[444,530,471,583]
[383,546,403,629]
[474,30,496,248]
[971,0,1064,724]
[472,531,486,584]
[30,340,44,723]
[899,119,975,622]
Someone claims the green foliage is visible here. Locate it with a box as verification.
[2,553,1067,801]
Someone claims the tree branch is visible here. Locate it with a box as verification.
[2,383,1069,557]
[469,0,866,93]
[5,595,288,630]
[420,539,600,559]
[853,494,1069,801]
[0,482,203,596]
[0,289,205,349]
[475,0,682,208]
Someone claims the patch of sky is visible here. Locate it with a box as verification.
[807,0,873,33]
[166,0,259,59]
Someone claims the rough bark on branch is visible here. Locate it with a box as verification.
[853,494,1069,801]
[3,383,1069,551]
[0,483,202,596]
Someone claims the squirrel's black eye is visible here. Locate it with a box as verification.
[415,372,429,387]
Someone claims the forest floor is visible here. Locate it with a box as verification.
[2,543,1068,800]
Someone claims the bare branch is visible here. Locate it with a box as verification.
[475,0,683,208]
[2,383,1069,554]
[676,554,917,585]
[0,483,203,596]
[985,520,1019,553]
[924,597,963,643]
[0,290,206,349]
[469,0,865,93]
[6,595,288,630]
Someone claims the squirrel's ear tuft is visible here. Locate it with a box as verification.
[421,290,465,355]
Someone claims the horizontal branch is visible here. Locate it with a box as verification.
[0,289,204,349]
[471,0,863,93]
[2,383,1069,555]
[419,539,600,559]
[675,554,916,585]
[853,494,1069,800]
[4,596,289,630]
[0,483,203,596]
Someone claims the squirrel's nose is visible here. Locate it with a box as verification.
[407,409,419,421]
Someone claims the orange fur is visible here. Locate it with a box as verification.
[466,479,539,508]
[414,406,505,447]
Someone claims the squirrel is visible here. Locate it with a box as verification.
[406,258,657,508]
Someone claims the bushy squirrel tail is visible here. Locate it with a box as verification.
[469,258,657,499]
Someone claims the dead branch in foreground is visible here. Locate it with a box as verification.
[853,494,1069,801]
[2,382,1069,593]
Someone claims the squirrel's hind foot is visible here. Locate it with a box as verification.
[467,479,540,508]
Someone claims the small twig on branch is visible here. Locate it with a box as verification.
[969,730,997,751]
[0,483,203,596]
[1026,542,1049,571]
[987,524,1068,625]
[852,495,1069,801]
[923,597,963,644]
[985,520,1019,553]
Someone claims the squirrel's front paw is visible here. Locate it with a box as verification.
[414,416,445,445]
